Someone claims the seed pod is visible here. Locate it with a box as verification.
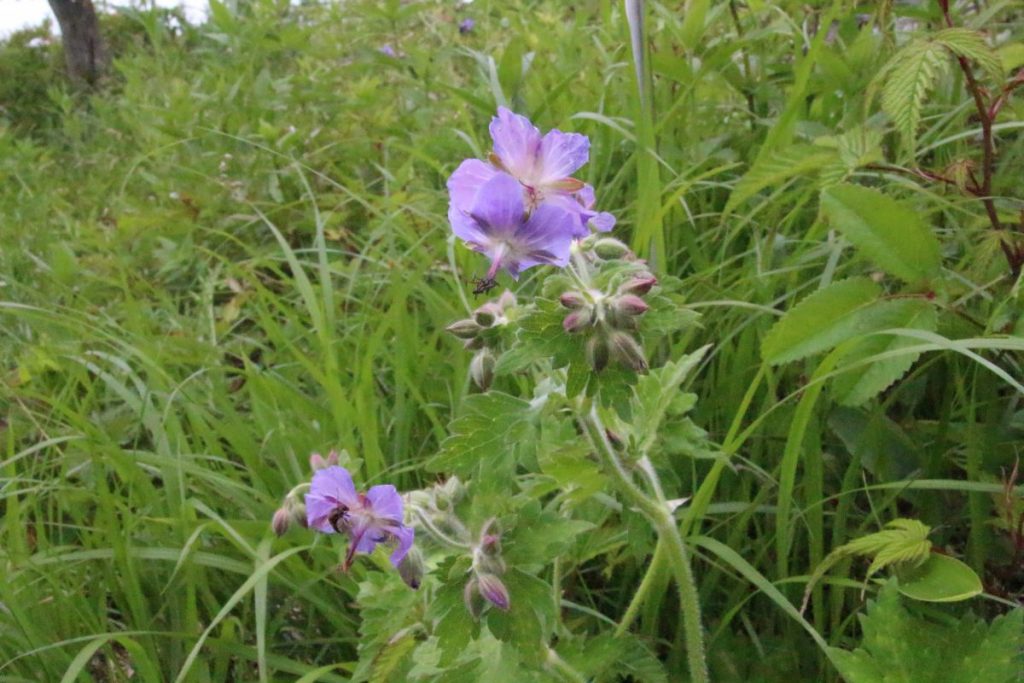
[610,331,648,373]
[586,335,610,372]
[446,318,482,339]
[559,290,587,310]
[470,348,496,391]
[476,573,510,611]
[473,302,502,327]
[619,275,658,296]
[593,238,631,260]
[613,294,649,317]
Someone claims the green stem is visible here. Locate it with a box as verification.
[580,403,709,683]
[615,540,667,636]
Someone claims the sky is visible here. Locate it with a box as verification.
[0,0,208,38]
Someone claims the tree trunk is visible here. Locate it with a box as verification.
[47,0,108,86]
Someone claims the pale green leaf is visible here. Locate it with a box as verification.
[896,554,983,603]
[820,183,942,284]
[762,278,881,364]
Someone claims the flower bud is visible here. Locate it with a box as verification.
[613,294,649,317]
[397,546,426,590]
[593,238,631,260]
[470,348,496,391]
[586,335,610,372]
[610,331,648,373]
[463,336,485,351]
[476,573,510,611]
[325,450,340,467]
[446,318,481,339]
[464,577,482,619]
[497,289,517,310]
[559,291,587,310]
[271,507,291,536]
[473,302,502,327]
[619,275,658,296]
[309,452,328,471]
[562,310,591,334]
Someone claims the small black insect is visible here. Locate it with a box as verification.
[471,276,498,296]
[328,506,351,533]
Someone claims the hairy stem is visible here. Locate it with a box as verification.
[579,403,709,683]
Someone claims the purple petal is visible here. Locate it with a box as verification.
[389,525,415,567]
[589,211,616,232]
[447,158,497,213]
[469,173,525,235]
[512,203,575,271]
[305,493,339,533]
[351,519,383,555]
[489,107,541,180]
[537,129,589,183]
[365,484,404,523]
[449,204,488,246]
[310,466,358,506]
[577,184,597,209]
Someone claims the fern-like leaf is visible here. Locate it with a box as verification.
[801,518,932,613]
[880,39,950,154]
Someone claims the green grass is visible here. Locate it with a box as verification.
[1,0,1022,680]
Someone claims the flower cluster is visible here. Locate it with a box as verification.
[447,107,614,282]
[560,249,658,373]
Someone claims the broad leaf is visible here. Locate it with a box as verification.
[828,581,1022,683]
[896,554,983,603]
[832,299,938,405]
[821,184,941,284]
[762,278,881,364]
[426,392,532,475]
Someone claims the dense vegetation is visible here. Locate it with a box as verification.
[1,1,1022,680]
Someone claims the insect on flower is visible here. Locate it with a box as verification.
[306,465,415,571]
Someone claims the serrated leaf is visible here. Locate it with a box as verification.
[631,346,709,454]
[896,553,983,602]
[828,581,1022,683]
[725,145,839,213]
[833,299,938,405]
[821,184,941,284]
[879,38,950,153]
[933,27,1003,83]
[762,278,882,364]
[426,392,532,474]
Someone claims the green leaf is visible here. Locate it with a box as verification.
[725,145,839,213]
[832,299,938,405]
[828,581,1022,683]
[762,278,882,364]
[630,346,709,454]
[878,38,950,153]
[933,28,1003,83]
[896,553,983,603]
[820,184,941,284]
[426,392,533,475]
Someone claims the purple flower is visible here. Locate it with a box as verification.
[306,466,414,570]
[447,107,615,238]
[448,172,577,279]
[379,44,397,57]
[459,18,475,34]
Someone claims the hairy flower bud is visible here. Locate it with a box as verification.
[325,450,340,467]
[559,290,587,310]
[613,294,649,317]
[593,238,631,260]
[473,302,502,327]
[610,331,648,373]
[497,289,517,310]
[271,507,291,536]
[586,335,610,372]
[619,275,658,296]
[562,310,591,334]
[397,547,426,590]
[446,318,482,340]
[476,573,510,611]
[463,336,485,351]
[309,452,327,471]
[470,348,496,391]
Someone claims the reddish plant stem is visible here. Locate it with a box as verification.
[938,1,1022,277]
